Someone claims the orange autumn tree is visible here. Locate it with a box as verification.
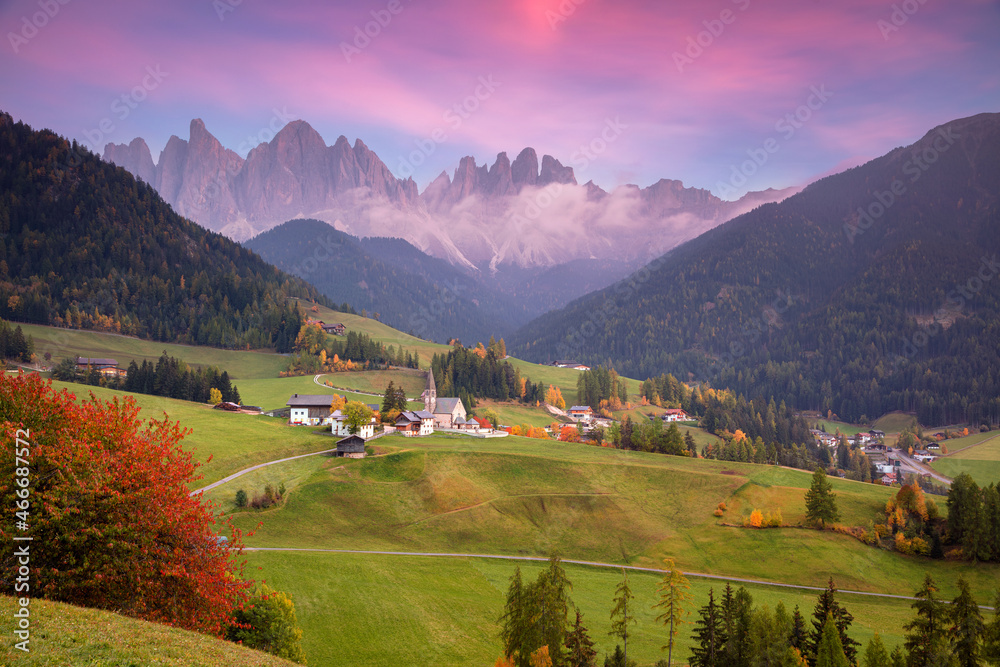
[558,425,581,442]
[0,373,252,635]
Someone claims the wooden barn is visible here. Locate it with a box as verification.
[335,435,366,458]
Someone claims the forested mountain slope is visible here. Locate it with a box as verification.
[511,113,1000,426]
[0,112,330,351]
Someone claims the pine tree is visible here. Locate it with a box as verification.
[748,602,799,667]
[946,473,979,546]
[653,558,692,667]
[609,569,636,666]
[815,615,850,667]
[791,605,808,651]
[565,610,597,667]
[500,566,535,667]
[534,554,572,667]
[862,633,890,667]
[720,583,753,667]
[949,577,984,667]
[689,589,726,667]
[889,646,906,667]
[984,589,1000,665]
[381,380,397,413]
[903,574,951,666]
[807,579,859,666]
[805,467,840,528]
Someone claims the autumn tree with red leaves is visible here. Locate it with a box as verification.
[0,373,252,635]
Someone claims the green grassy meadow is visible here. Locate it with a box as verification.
[0,595,296,667]
[317,368,428,398]
[932,433,1000,487]
[18,321,1000,666]
[234,375,391,412]
[22,322,287,379]
[215,433,1000,601]
[50,381,332,487]
[816,420,871,437]
[873,412,920,434]
[246,550,928,667]
[475,399,565,428]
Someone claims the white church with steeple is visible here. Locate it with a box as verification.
[421,370,468,429]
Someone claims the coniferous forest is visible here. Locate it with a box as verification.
[52,351,242,405]
[0,113,337,353]
[511,114,1000,427]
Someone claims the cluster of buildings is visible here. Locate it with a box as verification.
[285,372,495,458]
[75,357,126,379]
[809,428,886,449]
[566,405,691,430]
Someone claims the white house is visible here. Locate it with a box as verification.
[568,405,594,423]
[396,410,435,436]
[662,409,690,423]
[287,394,339,426]
[330,409,375,439]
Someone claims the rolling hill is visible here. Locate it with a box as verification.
[510,112,1000,427]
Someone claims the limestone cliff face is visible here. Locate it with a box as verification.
[104,118,417,240]
[103,137,155,185]
[104,119,796,265]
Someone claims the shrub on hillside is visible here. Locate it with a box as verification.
[225,582,307,663]
[0,373,251,634]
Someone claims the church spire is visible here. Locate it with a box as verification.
[422,369,437,414]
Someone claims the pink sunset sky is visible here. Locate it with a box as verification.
[2,0,998,198]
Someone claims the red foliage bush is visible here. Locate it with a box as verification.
[0,373,252,635]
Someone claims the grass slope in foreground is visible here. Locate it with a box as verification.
[248,551,921,667]
[0,595,297,667]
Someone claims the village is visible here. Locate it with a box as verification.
[71,351,940,487]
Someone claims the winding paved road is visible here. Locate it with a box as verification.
[240,548,993,609]
[894,449,953,485]
[189,447,336,496]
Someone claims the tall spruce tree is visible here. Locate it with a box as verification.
[689,589,726,667]
[984,589,1000,665]
[903,574,952,666]
[565,610,597,667]
[805,467,840,528]
[815,615,851,667]
[720,583,753,667]
[791,605,809,652]
[807,579,859,666]
[949,577,984,667]
[500,566,538,667]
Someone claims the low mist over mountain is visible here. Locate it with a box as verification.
[510,113,1000,427]
[103,119,797,273]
